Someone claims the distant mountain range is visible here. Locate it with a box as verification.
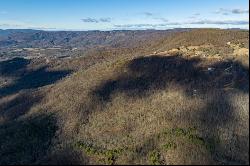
[0,29,191,49]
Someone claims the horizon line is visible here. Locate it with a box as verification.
[0,27,249,32]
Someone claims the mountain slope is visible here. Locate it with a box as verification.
[0,29,249,165]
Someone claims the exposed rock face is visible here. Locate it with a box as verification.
[153,42,249,60]
[233,48,249,56]
[153,45,218,58]
[179,46,188,52]
[227,42,249,56]
[187,46,200,51]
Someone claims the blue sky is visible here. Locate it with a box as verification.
[0,0,249,30]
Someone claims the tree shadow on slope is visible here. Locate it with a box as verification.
[0,113,57,165]
[196,91,249,165]
[94,55,248,101]
[40,147,89,165]
[0,92,43,122]
[0,58,73,164]
[0,57,30,76]
[0,58,72,97]
[93,54,249,164]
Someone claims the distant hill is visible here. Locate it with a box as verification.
[0,29,190,49]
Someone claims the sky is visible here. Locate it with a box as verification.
[0,0,249,30]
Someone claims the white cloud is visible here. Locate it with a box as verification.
[81,17,112,23]
[215,8,249,15]
[143,12,154,17]
[141,12,168,22]
[188,19,249,25]
[232,9,249,14]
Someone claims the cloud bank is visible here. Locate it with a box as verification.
[114,19,249,29]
